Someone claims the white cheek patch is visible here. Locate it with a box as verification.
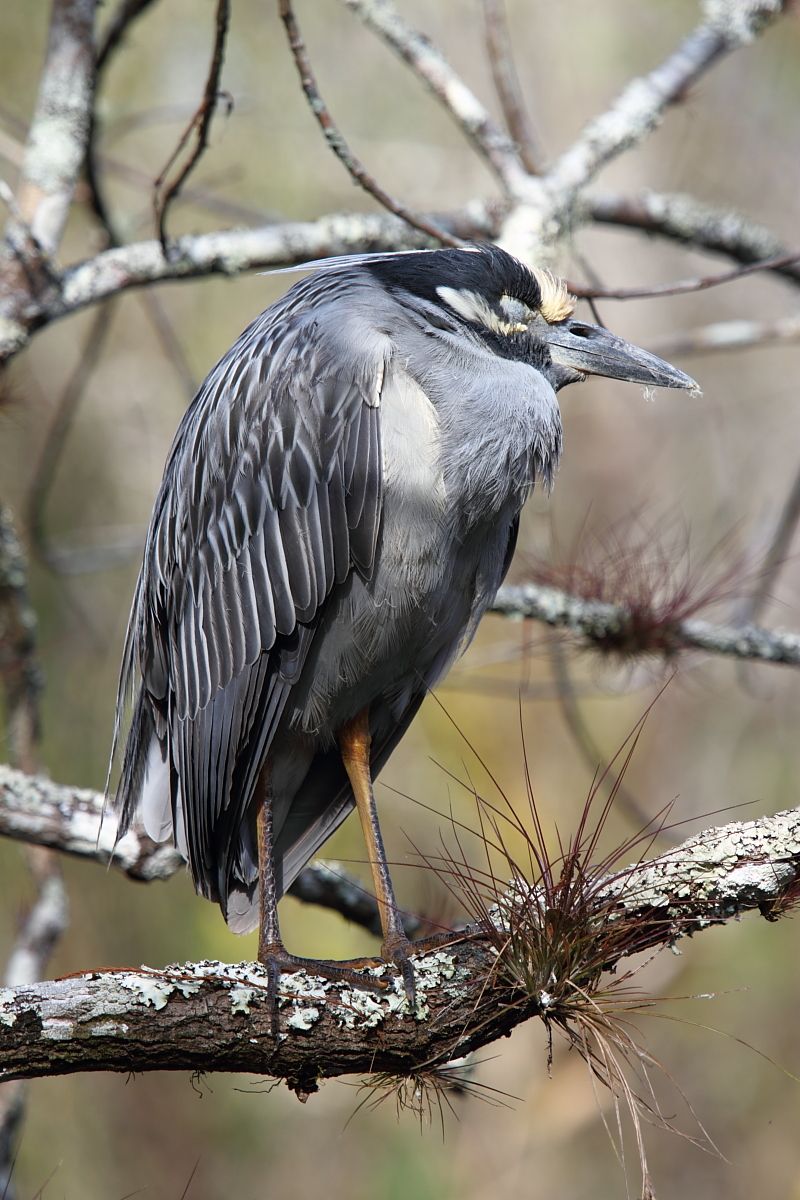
[436,286,528,334]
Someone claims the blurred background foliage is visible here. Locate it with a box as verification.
[2,0,800,1196]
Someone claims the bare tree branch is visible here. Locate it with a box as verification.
[0,204,499,363]
[490,583,800,668]
[481,0,544,175]
[0,764,423,938]
[501,1,785,263]
[0,764,184,882]
[0,504,68,1190]
[585,188,800,286]
[0,0,96,359]
[8,0,96,256]
[96,0,161,71]
[279,0,461,247]
[153,0,231,249]
[543,3,782,212]
[0,803,799,1086]
[568,248,800,302]
[339,0,529,194]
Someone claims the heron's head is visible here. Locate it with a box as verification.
[362,244,698,396]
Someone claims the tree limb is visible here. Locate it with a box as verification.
[0,803,798,1087]
[480,0,544,175]
[339,0,529,194]
[279,0,460,247]
[500,1,784,264]
[490,583,800,668]
[0,205,499,363]
[0,764,423,937]
[584,188,800,286]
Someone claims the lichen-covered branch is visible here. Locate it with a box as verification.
[0,205,498,364]
[0,804,798,1087]
[490,583,800,668]
[0,0,96,360]
[0,764,183,882]
[500,1,784,264]
[584,189,800,285]
[0,764,416,936]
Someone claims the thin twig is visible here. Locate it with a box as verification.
[481,0,543,175]
[567,249,800,302]
[278,0,461,248]
[96,0,161,71]
[339,0,528,194]
[739,463,800,626]
[139,290,196,399]
[153,0,231,250]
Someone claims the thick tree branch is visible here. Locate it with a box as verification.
[0,764,184,882]
[0,0,96,360]
[490,583,800,668]
[0,205,499,362]
[0,765,422,937]
[0,804,798,1086]
[500,0,784,264]
[585,188,800,286]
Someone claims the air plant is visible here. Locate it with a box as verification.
[520,510,753,660]
[399,699,718,1199]
[350,1057,514,1136]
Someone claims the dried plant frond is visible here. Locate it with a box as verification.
[519,511,753,660]
[351,1059,514,1134]
[409,698,717,1197]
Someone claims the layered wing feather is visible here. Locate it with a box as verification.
[114,282,389,910]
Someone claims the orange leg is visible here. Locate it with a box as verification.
[340,706,417,1005]
[255,763,385,1033]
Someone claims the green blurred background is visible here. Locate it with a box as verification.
[2,0,800,1195]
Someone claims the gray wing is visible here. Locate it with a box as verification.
[113,288,388,913]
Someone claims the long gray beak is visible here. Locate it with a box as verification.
[546,319,698,391]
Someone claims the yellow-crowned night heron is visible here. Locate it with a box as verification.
[112,244,696,1001]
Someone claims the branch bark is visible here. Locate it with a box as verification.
[490,583,800,668]
[0,205,499,363]
[0,804,798,1087]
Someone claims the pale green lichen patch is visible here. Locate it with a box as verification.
[230,986,257,1014]
[286,1004,320,1031]
[104,951,465,1030]
[0,989,17,1027]
[118,975,177,1011]
[335,951,461,1029]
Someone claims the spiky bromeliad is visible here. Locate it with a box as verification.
[112,244,696,1003]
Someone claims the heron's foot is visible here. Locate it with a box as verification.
[381,934,418,1010]
[257,946,388,1036]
